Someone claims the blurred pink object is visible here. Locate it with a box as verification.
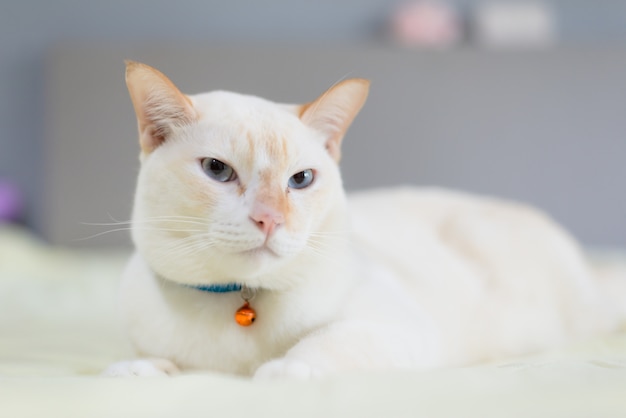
[391,1,461,48]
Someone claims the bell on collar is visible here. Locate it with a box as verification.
[235,285,256,326]
[235,301,256,326]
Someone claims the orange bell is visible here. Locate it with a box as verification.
[235,302,256,326]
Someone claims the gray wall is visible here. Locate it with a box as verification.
[2,0,626,247]
[45,44,626,248]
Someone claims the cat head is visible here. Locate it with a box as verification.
[126,61,369,289]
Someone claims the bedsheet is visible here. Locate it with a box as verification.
[1,225,625,418]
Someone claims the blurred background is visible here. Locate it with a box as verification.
[1,0,625,248]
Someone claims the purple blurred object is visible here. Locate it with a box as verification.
[0,179,23,222]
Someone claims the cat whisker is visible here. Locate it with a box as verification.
[75,227,135,241]
[106,213,208,222]
[157,234,217,261]
[166,241,210,259]
[75,226,206,242]
[81,221,134,226]
[83,218,210,228]
[135,216,210,226]
[306,240,343,264]
[306,235,350,249]
[83,220,202,227]
[148,234,217,288]
[308,230,350,239]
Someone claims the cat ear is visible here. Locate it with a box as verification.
[299,78,370,162]
[125,61,197,154]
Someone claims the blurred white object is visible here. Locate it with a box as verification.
[474,2,556,48]
[391,1,462,48]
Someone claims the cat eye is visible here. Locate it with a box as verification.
[201,158,237,182]
[288,169,314,189]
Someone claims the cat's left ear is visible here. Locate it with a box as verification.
[300,78,370,162]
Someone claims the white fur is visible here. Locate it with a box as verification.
[110,65,624,379]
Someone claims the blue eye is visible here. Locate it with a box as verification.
[288,169,314,189]
[201,158,237,182]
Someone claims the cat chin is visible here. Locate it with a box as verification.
[228,248,290,277]
[138,240,301,286]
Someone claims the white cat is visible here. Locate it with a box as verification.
[105,61,624,379]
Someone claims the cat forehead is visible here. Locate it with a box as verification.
[185,90,325,167]
[191,90,299,122]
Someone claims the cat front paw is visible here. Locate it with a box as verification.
[102,358,180,377]
[254,358,322,380]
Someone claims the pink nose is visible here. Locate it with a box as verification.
[250,205,285,236]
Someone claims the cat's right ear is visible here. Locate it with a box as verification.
[299,78,370,163]
[125,61,197,154]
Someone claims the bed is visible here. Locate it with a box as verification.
[1,224,626,417]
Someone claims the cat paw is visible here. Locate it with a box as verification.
[254,358,322,380]
[102,358,180,377]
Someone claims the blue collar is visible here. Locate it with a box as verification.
[187,283,242,293]
[155,272,243,293]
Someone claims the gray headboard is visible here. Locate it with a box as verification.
[43,44,626,247]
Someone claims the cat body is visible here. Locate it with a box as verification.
[108,62,620,378]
